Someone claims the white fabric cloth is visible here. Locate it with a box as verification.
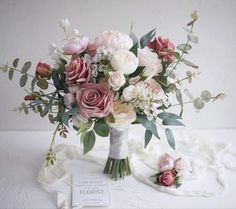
[37,132,236,208]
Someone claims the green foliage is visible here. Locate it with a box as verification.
[83,131,96,154]
[13,58,19,68]
[188,34,199,44]
[20,74,28,87]
[144,129,152,148]
[140,28,156,49]
[21,62,31,74]
[177,44,192,53]
[157,112,182,120]
[201,90,212,102]
[175,89,183,117]
[193,97,205,110]
[129,43,138,56]
[36,79,48,90]
[129,66,145,78]
[8,69,14,80]
[162,118,185,126]
[182,59,199,69]
[94,119,110,137]
[165,128,175,150]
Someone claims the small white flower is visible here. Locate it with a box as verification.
[73,29,80,36]
[59,18,71,32]
[122,85,137,101]
[108,71,126,91]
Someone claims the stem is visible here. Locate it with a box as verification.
[49,123,60,150]
[170,96,217,107]
[3,64,54,86]
[167,24,194,76]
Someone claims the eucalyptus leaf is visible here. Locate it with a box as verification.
[21,62,31,74]
[61,111,70,127]
[184,89,194,100]
[130,32,139,46]
[165,128,175,150]
[177,44,192,52]
[145,129,152,148]
[188,34,199,44]
[83,131,96,154]
[162,118,185,126]
[37,79,48,90]
[157,112,182,120]
[193,97,205,110]
[20,74,28,87]
[201,90,212,102]
[8,69,14,80]
[48,114,54,124]
[13,58,19,68]
[182,59,199,69]
[31,77,37,90]
[140,28,156,49]
[129,66,145,78]
[129,43,138,56]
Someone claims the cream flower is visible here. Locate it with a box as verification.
[108,71,126,91]
[94,30,133,50]
[111,49,138,75]
[122,85,138,101]
[138,47,162,79]
[107,101,136,128]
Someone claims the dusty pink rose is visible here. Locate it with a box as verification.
[94,30,133,50]
[159,171,175,186]
[76,83,113,120]
[148,36,175,61]
[158,153,175,172]
[145,78,163,94]
[65,58,90,85]
[63,36,88,55]
[174,158,186,172]
[36,62,52,77]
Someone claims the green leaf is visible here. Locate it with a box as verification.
[165,128,175,150]
[20,74,28,87]
[31,77,37,90]
[8,69,14,80]
[162,118,185,126]
[129,43,138,56]
[21,62,31,74]
[37,79,48,90]
[144,129,152,148]
[140,28,156,49]
[201,90,212,102]
[61,111,70,127]
[129,66,145,78]
[188,34,199,44]
[94,121,110,137]
[175,89,183,117]
[48,114,54,124]
[193,97,205,110]
[177,44,192,52]
[83,131,96,154]
[157,112,182,120]
[130,32,139,46]
[137,114,160,139]
[106,112,115,123]
[182,59,199,69]
[13,58,19,68]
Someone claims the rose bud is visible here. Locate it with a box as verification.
[158,171,175,187]
[36,62,52,78]
[24,95,34,101]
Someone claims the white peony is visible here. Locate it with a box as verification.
[94,30,133,51]
[107,101,136,128]
[108,71,126,91]
[138,47,162,79]
[111,49,139,75]
[122,85,137,101]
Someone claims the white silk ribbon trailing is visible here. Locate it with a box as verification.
[38,133,236,208]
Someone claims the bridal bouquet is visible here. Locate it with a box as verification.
[0,11,225,180]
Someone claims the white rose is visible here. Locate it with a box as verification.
[108,71,126,91]
[107,101,136,128]
[138,47,162,79]
[64,93,75,109]
[111,49,139,75]
[122,85,137,101]
[94,30,133,50]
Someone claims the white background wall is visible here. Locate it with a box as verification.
[0,0,235,130]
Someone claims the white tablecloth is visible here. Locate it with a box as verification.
[0,127,236,209]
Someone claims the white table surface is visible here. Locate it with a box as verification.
[0,128,236,209]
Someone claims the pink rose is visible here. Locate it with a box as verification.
[148,36,175,61]
[94,30,133,50]
[159,171,175,186]
[76,83,113,120]
[63,36,88,55]
[174,158,186,172]
[36,62,52,78]
[145,78,163,94]
[65,58,90,85]
[158,153,175,172]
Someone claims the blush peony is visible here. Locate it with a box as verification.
[63,36,89,55]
